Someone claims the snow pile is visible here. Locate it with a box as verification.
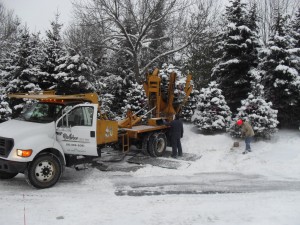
[135,124,300,181]
[0,125,300,225]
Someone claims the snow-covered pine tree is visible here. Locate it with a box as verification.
[4,27,41,116]
[289,8,300,127]
[0,57,12,122]
[260,10,300,128]
[40,14,66,90]
[99,73,124,118]
[0,93,11,122]
[232,69,279,139]
[212,0,260,113]
[159,64,187,107]
[181,89,199,122]
[290,8,300,50]
[55,49,96,94]
[192,81,232,133]
[121,81,147,118]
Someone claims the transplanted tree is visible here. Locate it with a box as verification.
[159,64,188,107]
[231,69,279,139]
[260,9,300,128]
[121,81,147,118]
[98,73,124,118]
[192,81,232,133]
[212,0,260,112]
[181,89,199,122]
[55,49,96,94]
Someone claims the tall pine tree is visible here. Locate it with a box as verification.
[40,14,66,90]
[260,9,300,128]
[4,27,41,116]
[212,0,260,112]
[289,8,300,127]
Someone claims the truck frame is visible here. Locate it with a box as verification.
[0,69,192,188]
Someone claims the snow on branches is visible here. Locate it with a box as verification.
[192,81,232,133]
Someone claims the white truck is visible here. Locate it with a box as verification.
[0,94,104,189]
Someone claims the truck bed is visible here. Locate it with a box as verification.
[124,125,169,138]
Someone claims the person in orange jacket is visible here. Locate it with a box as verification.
[236,119,255,154]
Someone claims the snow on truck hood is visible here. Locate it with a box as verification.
[0,119,55,141]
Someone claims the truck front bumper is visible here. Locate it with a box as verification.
[0,158,28,174]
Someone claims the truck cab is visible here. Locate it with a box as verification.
[0,95,101,188]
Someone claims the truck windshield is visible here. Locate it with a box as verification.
[17,102,64,123]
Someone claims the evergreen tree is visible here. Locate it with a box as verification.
[289,8,300,127]
[145,0,169,66]
[4,27,41,116]
[0,92,11,122]
[232,69,279,139]
[159,64,187,106]
[121,81,147,118]
[290,8,300,49]
[212,0,260,113]
[99,73,124,118]
[260,10,300,128]
[181,89,199,122]
[99,92,117,120]
[40,14,66,90]
[192,81,232,133]
[55,49,96,94]
[186,30,219,89]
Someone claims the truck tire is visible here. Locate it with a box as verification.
[148,132,167,157]
[25,153,62,189]
[141,133,152,156]
[0,171,18,179]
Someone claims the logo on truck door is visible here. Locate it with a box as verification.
[63,133,79,141]
[105,126,113,137]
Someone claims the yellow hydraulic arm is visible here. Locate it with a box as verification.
[143,68,193,121]
[8,91,99,105]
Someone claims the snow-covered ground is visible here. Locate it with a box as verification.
[0,124,300,225]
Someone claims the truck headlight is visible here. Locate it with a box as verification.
[17,149,33,157]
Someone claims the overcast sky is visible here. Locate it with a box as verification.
[2,0,73,34]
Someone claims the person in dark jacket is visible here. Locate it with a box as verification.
[168,114,184,158]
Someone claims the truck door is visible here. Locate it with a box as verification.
[56,104,98,156]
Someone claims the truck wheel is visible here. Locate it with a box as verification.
[0,171,18,179]
[141,133,152,156]
[25,153,62,189]
[148,133,167,157]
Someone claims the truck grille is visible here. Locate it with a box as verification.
[0,137,14,158]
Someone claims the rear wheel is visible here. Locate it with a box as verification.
[0,171,18,179]
[25,153,62,189]
[141,133,152,156]
[148,132,167,157]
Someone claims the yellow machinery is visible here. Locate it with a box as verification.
[8,68,192,157]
